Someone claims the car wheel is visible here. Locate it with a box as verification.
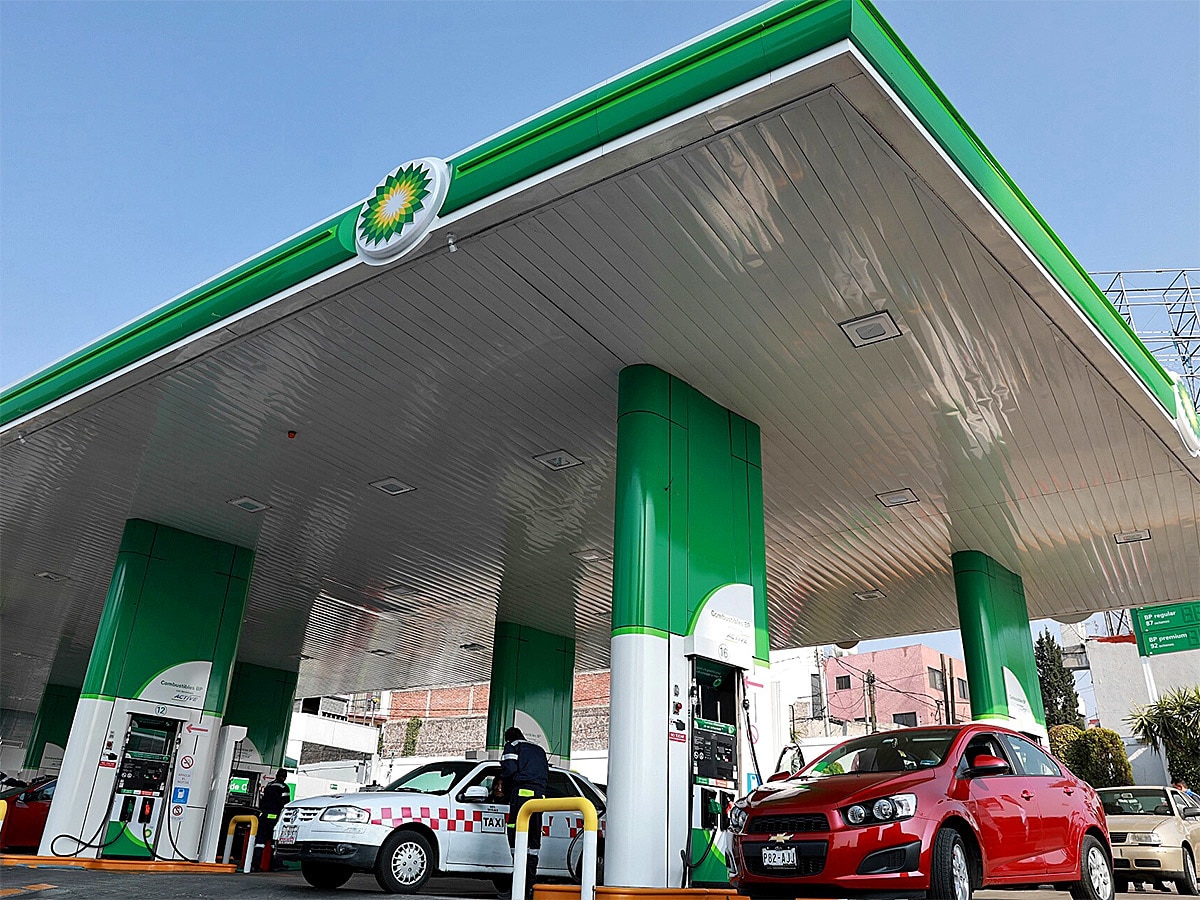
[374,829,434,894]
[929,827,973,900]
[567,832,605,885]
[1176,846,1199,896]
[1070,835,1115,900]
[300,861,352,889]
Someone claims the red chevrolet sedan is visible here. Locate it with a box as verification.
[730,725,1112,900]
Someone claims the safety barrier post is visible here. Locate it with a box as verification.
[512,797,598,900]
[222,815,259,874]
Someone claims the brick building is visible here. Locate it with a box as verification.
[824,644,971,728]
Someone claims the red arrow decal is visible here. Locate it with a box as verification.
[186,724,210,734]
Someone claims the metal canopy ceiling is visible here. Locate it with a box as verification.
[2,1,1198,732]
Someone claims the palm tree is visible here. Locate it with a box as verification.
[1127,685,1200,785]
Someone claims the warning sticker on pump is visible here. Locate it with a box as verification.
[276,824,298,846]
[668,731,687,743]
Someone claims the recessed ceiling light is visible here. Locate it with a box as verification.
[1114,529,1151,544]
[839,310,902,347]
[460,642,486,652]
[229,496,269,513]
[876,488,919,508]
[369,648,392,656]
[571,549,612,563]
[533,450,583,471]
[854,590,886,602]
[290,653,313,661]
[35,571,68,582]
[370,477,416,496]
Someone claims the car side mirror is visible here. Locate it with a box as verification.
[462,785,489,802]
[967,754,1012,777]
[767,771,791,783]
[1182,807,1200,819]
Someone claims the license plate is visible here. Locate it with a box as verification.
[276,824,299,846]
[761,846,796,868]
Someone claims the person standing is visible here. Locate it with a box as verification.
[499,727,548,899]
[258,768,290,871]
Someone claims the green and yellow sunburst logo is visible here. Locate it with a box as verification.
[358,163,433,247]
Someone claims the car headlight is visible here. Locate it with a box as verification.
[320,805,370,824]
[841,793,917,827]
[1129,832,1162,845]
[729,804,748,834]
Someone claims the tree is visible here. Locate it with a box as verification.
[1128,685,1200,787]
[1049,723,1083,771]
[1035,628,1083,728]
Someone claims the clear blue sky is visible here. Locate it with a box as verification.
[2,1,1197,388]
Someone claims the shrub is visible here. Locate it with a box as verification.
[1048,723,1084,773]
[1072,727,1133,788]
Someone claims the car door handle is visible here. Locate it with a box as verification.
[1063,787,1075,795]
[1021,791,1034,800]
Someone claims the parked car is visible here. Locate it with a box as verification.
[0,776,56,852]
[274,757,605,893]
[729,724,1112,900]
[1098,785,1200,894]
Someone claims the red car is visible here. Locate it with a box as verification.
[730,725,1113,900]
[0,777,55,853]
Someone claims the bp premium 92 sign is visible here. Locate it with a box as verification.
[355,157,451,266]
[1133,601,1200,657]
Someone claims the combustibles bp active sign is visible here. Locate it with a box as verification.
[1132,601,1200,657]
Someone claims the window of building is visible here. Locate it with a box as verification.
[928,667,945,691]
[892,711,918,728]
[957,678,969,699]
[835,675,851,691]
[810,673,825,718]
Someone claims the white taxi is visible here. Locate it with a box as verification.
[274,758,606,893]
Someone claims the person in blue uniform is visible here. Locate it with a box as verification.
[498,727,548,899]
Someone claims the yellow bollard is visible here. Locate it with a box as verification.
[222,814,260,874]
[512,798,599,900]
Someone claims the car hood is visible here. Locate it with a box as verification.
[1105,814,1176,833]
[287,791,447,810]
[745,771,933,810]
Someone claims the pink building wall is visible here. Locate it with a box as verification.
[824,644,972,727]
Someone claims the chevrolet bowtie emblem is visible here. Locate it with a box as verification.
[770,833,792,843]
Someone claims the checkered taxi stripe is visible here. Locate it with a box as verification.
[367,807,596,838]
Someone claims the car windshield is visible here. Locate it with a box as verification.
[803,729,959,775]
[383,761,476,795]
[1098,788,1173,817]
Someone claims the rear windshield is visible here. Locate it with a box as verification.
[1098,789,1171,816]
[804,729,959,775]
[383,761,476,795]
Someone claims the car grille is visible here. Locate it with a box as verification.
[1109,832,1127,844]
[281,807,320,825]
[303,842,355,856]
[743,840,827,877]
[1114,859,1132,869]
[746,813,830,834]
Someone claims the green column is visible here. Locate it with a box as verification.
[224,662,298,768]
[485,622,575,762]
[612,364,768,655]
[24,683,81,770]
[81,519,254,713]
[953,550,1047,737]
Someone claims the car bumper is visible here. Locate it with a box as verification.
[273,839,379,870]
[732,819,933,898]
[1112,844,1186,880]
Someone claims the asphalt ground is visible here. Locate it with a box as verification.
[0,866,1184,900]
[0,868,1180,900]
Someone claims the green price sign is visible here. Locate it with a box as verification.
[1133,601,1200,657]
[228,776,250,794]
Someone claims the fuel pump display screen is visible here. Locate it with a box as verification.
[115,716,178,797]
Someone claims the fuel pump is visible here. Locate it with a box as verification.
[681,657,742,886]
[102,714,180,858]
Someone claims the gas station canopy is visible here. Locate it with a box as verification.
[3,0,1198,737]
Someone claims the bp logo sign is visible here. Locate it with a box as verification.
[1173,373,1200,458]
[355,157,450,266]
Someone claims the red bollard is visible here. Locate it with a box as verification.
[261,840,272,872]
